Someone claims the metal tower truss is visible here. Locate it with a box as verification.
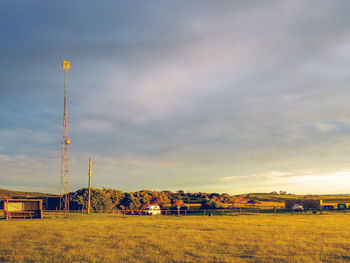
[60,60,70,212]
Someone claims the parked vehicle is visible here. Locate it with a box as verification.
[337,204,347,210]
[292,204,304,212]
[322,205,334,210]
[143,205,161,215]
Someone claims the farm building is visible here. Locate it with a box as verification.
[4,199,43,219]
[285,199,322,209]
[1,196,60,210]
[35,196,60,210]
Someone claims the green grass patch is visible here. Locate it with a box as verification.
[1,213,350,262]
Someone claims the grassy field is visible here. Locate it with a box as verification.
[1,213,350,262]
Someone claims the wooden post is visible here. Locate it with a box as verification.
[87,158,92,214]
[40,200,43,219]
[5,200,8,220]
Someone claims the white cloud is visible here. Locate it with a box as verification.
[315,123,335,133]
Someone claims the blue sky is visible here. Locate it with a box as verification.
[1,1,350,194]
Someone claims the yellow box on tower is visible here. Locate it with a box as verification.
[62,60,70,70]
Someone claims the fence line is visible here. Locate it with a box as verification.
[42,208,350,216]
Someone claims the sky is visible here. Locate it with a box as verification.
[1,1,350,195]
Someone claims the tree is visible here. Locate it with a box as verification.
[90,189,113,211]
[201,199,225,209]
[120,193,141,210]
[247,199,261,205]
[134,191,151,209]
[177,190,185,196]
[70,188,91,211]
[103,188,124,209]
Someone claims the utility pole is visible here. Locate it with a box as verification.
[60,60,70,212]
[87,158,92,214]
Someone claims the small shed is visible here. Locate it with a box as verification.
[4,199,43,219]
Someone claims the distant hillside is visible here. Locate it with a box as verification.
[0,188,57,199]
[246,193,350,202]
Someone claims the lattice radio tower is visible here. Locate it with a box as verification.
[60,60,71,211]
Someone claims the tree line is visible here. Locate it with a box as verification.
[69,188,237,211]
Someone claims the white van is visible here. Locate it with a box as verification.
[143,205,161,215]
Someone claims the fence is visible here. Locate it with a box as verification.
[41,207,350,217]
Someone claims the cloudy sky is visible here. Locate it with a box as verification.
[1,1,350,194]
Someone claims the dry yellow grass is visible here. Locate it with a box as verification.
[0,213,350,262]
